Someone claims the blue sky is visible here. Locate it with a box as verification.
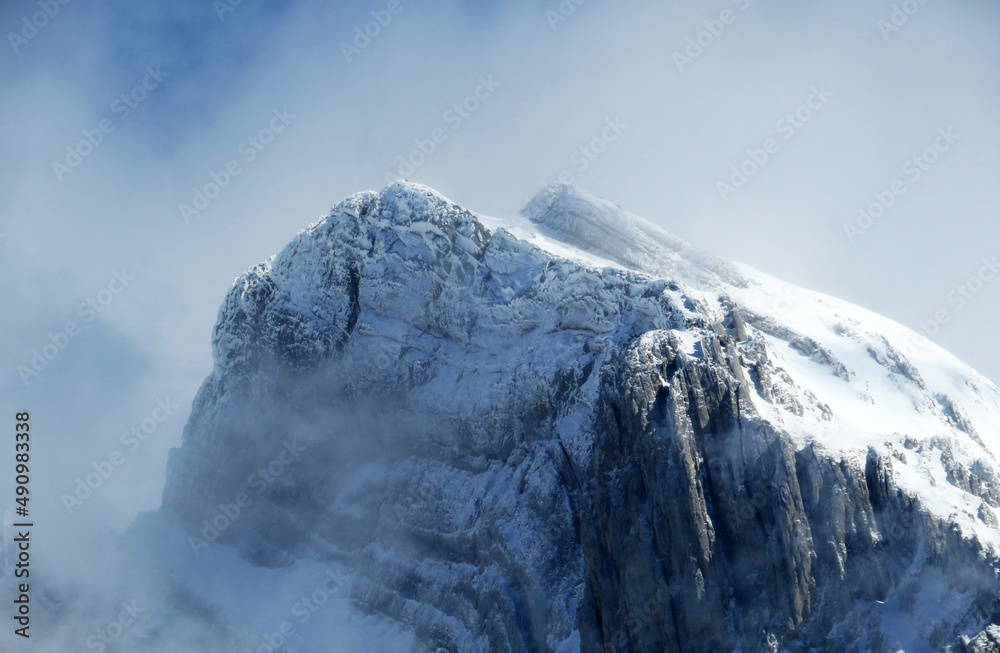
[0,0,998,564]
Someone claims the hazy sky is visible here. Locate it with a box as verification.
[0,0,998,552]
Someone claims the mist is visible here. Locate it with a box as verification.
[0,0,998,650]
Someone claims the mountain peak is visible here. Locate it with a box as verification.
[374,179,454,218]
[521,181,658,247]
[521,181,607,221]
[324,180,462,229]
[166,181,1000,653]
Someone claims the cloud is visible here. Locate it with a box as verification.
[0,0,998,648]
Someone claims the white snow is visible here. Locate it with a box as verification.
[508,182,1000,556]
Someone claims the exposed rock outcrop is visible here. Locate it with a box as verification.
[163,182,1000,652]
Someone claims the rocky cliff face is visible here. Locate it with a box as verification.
[162,181,1000,652]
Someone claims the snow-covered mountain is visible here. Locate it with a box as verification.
[160,181,1000,652]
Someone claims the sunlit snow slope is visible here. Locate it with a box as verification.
[518,182,1000,553]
